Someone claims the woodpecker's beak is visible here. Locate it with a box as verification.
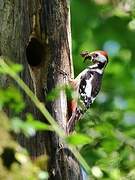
[80,51,98,63]
[80,51,92,63]
[83,56,92,63]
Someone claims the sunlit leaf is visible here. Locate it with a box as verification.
[11,115,53,137]
[15,153,28,164]
[46,86,63,101]
[66,133,92,145]
[26,114,53,131]
[0,86,25,113]
[10,63,23,73]
[38,171,49,180]
[91,166,103,178]
[11,117,24,133]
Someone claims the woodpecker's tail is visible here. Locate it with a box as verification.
[66,108,82,134]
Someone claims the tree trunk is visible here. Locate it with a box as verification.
[0,0,82,179]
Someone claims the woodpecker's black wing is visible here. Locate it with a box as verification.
[78,70,93,109]
[78,70,103,109]
[91,71,103,98]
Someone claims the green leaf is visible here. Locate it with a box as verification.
[11,117,36,136]
[46,86,62,101]
[66,133,92,145]
[0,67,7,74]
[10,63,23,73]
[11,115,53,137]
[38,171,49,180]
[11,117,24,133]
[27,118,53,131]
[0,58,23,74]
[26,114,53,131]
[0,86,25,113]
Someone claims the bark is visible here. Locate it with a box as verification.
[0,0,82,179]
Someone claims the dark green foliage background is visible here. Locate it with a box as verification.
[71,0,135,179]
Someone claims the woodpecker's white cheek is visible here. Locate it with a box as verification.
[98,55,106,63]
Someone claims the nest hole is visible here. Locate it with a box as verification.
[26,37,44,66]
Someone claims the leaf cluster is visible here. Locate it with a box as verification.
[71,0,135,179]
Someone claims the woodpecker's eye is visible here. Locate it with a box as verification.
[93,53,98,58]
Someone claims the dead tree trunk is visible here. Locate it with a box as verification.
[0,0,82,179]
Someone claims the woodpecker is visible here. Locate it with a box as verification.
[66,50,108,133]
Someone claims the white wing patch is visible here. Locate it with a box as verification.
[85,76,93,98]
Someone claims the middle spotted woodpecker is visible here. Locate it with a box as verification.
[66,50,108,133]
